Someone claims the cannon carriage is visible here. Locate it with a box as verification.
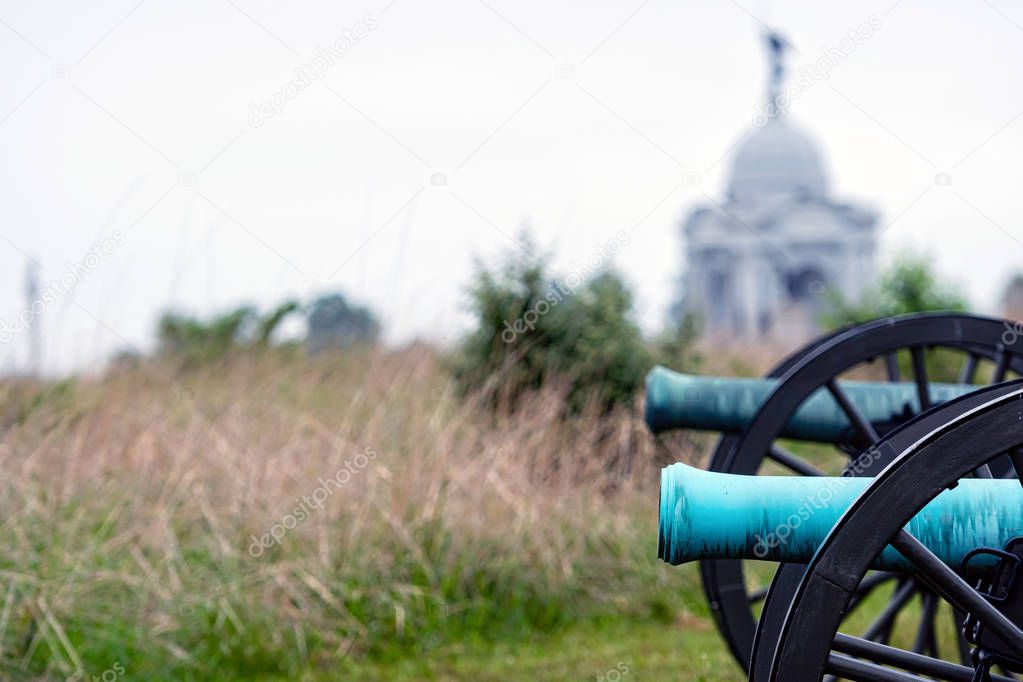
[649,313,1023,681]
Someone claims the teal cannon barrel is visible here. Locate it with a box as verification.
[658,462,1023,572]
[645,366,977,443]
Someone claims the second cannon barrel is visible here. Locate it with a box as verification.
[644,366,976,443]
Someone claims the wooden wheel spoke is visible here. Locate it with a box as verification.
[912,591,938,658]
[959,352,980,385]
[886,352,901,382]
[863,579,916,644]
[973,462,995,479]
[1009,448,1023,489]
[766,444,825,477]
[892,530,1023,656]
[910,346,931,411]
[951,609,974,666]
[846,571,900,614]
[826,379,881,446]
[993,350,1012,384]
[827,652,940,681]
[830,632,1017,681]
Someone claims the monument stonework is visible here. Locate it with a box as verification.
[679,33,878,342]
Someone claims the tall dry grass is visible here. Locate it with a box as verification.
[0,345,702,680]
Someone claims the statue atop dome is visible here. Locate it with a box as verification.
[674,30,879,344]
[765,30,789,120]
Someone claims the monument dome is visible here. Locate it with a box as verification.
[728,118,828,202]
[676,30,878,342]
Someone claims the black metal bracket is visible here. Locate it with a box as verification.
[963,536,1023,671]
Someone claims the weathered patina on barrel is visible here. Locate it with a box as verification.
[645,366,976,443]
[658,462,1023,571]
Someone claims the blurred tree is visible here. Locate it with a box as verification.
[822,254,967,328]
[305,293,380,353]
[158,306,257,365]
[549,272,652,412]
[157,301,300,367]
[256,300,301,346]
[454,237,649,413]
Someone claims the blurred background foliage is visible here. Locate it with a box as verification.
[149,245,982,412]
[156,293,379,369]
[452,242,650,417]
[822,254,968,328]
[451,237,700,415]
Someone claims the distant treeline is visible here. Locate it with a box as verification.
[152,292,379,368]
[145,237,985,411]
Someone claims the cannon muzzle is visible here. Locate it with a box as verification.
[658,462,1023,571]
[645,366,975,443]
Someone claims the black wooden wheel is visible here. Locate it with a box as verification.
[750,380,1023,681]
[750,379,1023,681]
[699,313,1023,672]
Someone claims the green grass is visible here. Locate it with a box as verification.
[1,349,728,680]
[328,617,744,681]
[7,348,976,681]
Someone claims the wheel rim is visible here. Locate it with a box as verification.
[756,380,1023,681]
[751,379,1023,680]
[698,313,1023,672]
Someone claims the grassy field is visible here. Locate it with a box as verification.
[0,345,739,681]
[336,617,743,680]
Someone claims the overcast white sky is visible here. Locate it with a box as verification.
[2,0,1023,374]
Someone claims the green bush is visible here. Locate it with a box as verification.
[822,253,967,328]
[454,240,650,413]
[157,301,300,369]
[822,254,970,382]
